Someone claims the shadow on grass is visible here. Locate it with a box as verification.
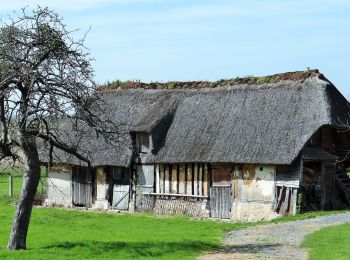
[39,241,285,258]
[41,240,220,258]
[217,243,282,254]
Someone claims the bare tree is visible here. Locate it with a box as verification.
[0,7,121,250]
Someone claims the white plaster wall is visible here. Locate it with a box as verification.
[231,164,277,221]
[240,165,275,202]
[46,171,72,207]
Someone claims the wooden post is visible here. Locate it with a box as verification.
[187,165,193,195]
[193,164,198,195]
[292,188,298,215]
[284,187,291,212]
[321,161,326,210]
[198,164,203,196]
[179,164,186,194]
[164,165,170,193]
[171,165,177,193]
[160,164,164,193]
[9,176,13,197]
[203,164,209,196]
[155,164,160,194]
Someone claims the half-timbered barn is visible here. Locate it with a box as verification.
[41,70,350,221]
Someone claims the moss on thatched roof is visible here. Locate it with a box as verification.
[98,69,324,91]
[41,70,350,167]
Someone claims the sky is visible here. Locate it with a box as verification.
[0,0,349,98]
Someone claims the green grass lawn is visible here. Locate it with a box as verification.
[0,204,253,260]
[0,205,348,260]
[302,223,350,260]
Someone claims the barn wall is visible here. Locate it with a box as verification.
[231,164,278,221]
[45,163,281,221]
[46,165,72,207]
[155,163,210,196]
[135,163,210,218]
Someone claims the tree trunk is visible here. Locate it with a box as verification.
[7,137,41,250]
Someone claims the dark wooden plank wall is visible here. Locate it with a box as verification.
[276,159,301,188]
[72,167,92,207]
[321,161,336,210]
[211,167,232,186]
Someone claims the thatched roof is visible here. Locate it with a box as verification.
[41,70,350,167]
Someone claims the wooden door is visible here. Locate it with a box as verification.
[135,165,154,209]
[136,165,154,194]
[72,167,93,207]
[111,167,130,210]
[210,166,232,219]
[112,185,129,210]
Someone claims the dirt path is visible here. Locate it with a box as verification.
[199,213,350,260]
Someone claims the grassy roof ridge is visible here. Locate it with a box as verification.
[98,69,323,91]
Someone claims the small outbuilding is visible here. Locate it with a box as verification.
[41,70,350,221]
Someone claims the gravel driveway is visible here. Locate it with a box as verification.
[199,213,350,260]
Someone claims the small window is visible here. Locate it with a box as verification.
[260,167,264,171]
[136,133,149,154]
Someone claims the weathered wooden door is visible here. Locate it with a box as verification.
[136,165,154,194]
[111,167,130,210]
[112,185,129,210]
[72,167,93,207]
[135,165,154,209]
[210,166,232,219]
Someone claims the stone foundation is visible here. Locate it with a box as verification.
[231,201,278,222]
[136,194,209,218]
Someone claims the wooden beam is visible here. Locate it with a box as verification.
[284,187,291,212]
[274,186,284,211]
[193,164,198,195]
[203,164,209,196]
[164,165,170,193]
[179,164,186,194]
[292,188,298,215]
[159,164,164,194]
[198,164,203,196]
[233,165,239,199]
[171,165,177,193]
[321,162,326,210]
[155,164,160,194]
[187,164,193,195]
